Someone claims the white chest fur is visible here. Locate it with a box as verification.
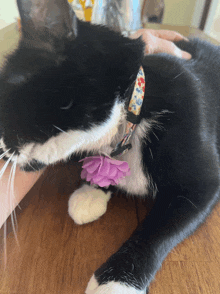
[114,119,151,197]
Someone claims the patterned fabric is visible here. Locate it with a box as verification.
[110,66,145,157]
[128,66,145,116]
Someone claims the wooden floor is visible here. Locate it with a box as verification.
[0,161,220,294]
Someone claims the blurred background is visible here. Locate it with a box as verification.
[0,0,220,41]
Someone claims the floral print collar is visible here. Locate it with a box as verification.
[110,66,145,157]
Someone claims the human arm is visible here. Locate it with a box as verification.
[0,160,45,229]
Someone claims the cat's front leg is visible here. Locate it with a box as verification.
[86,276,146,294]
[68,184,111,225]
[85,181,219,294]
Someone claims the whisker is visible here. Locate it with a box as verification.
[27,161,37,172]
[1,152,15,266]
[173,72,184,80]
[53,125,68,134]
[0,148,11,160]
[60,99,73,110]
[149,147,153,159]
[4,221,7,268]
[177,196,198,209]
[2,152,14,267]
[152,131,159,141]
[0,152,14,178]
[7,156,20,246]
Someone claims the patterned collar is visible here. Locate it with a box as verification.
[110,66,145,157]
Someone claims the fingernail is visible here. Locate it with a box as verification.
[183,36,189,41]
[174,47,191,59]
[182,51,192,60]
[174,47,184,58]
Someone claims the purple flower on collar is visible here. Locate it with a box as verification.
[80,155,130,187]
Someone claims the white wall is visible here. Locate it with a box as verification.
[163,0,198,26]
[0,0,19,30]
[0,0,204,31]
[204,0,220,42]
[191,0,206,27]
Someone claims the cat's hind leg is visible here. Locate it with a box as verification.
[68,184,111,225]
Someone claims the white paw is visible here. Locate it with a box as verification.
[85,275,146,294]
[68,184,111,225]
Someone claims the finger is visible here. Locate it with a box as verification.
[152,29,189,42]
[130,29,191,59]
[152,37,192,59]
[181,50,192,60]
[130,29,189,42]
[130,29,146,39]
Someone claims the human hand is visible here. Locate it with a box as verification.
[130,29,192,59]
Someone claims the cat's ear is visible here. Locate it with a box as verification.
[17,0,77,49]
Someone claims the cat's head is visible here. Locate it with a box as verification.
[0,0,144,171]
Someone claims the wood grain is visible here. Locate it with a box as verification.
[0,161,139,294]
[148,203,220,293]
[133,198,219,293]
[1,161,220,293]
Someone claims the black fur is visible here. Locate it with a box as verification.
[0,20,143,155]
[0,0,220,292]
[95,39,220,292]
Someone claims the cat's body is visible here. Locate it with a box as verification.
[1,0,220,293]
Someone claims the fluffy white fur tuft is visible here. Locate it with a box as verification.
[86,275,146,294]
[68,184,111,225]
[117,119,150,196]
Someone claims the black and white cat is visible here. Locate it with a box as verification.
[1,0,220,293]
